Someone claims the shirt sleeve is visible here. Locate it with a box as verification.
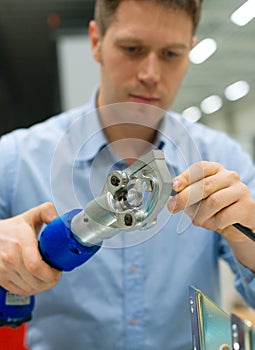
[213,133,255,306]
[219,235,255,307]
[0,134,17,218]
[234,259,255,307]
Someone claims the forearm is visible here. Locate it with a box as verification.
[222,225,255,273]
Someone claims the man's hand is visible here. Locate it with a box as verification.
[167,161,255,270]
[0,203,62,296]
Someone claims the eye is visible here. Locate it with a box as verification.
[162,49,178,59]
[126,46,138,53]
[122,46,144,56]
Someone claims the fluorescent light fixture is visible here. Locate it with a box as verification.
[224,80,250,101]
[189,38,217,64]
[200,95,223,114]
[231,0,255,26]
[182,106,202,123]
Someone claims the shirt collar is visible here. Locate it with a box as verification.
[75,90,109,162]
[155,114,185,172]
[155,111,202,177]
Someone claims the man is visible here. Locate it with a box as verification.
[1,0,255,349]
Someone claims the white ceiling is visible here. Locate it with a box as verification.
[173,0,255,119]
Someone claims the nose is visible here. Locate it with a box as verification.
[137,52,160,87]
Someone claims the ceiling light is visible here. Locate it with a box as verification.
[200,95,223,114]
[189,38,217,64]
[182,106,202,123]
[224,80,250,101]
[231,0,255,26]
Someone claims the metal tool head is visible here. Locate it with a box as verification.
[105,149,173,230]
[72,149,173,245]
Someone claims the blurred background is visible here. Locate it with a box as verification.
[0,0,255,321]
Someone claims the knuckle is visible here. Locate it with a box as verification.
[200,160,211,168]
[207,193,221,209]
[38,279,58,293]
[25,259,41,275]
[191,207,203,227]
[0,237,21,261]
[215,212,225,229]
[191,162,204,178]
[240,182,249,196]
[182,172,190,185]
[50,279,59,288]
[1,247,18,266]
[0,262,8,275]
[192,216,202,227]
[228,170,240,182]
[203,178,213,196]
[1,251,13,265]
[215,161,223,170]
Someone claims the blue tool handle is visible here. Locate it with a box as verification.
[39,209,101,271]
[0,209,102,327]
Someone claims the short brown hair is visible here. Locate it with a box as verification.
[94,0,203,36]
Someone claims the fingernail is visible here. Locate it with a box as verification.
[168,199,179,213]
[172,178,182,190]
[47,210,57,221]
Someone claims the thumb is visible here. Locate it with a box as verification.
[22,202,58,233]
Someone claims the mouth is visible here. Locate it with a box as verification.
[129,94,160,105]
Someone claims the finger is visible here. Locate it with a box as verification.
[22,242,62,283]
[203,204,240,232]
[11,262,60,295]
[1,243,61,294]
[168,170,240,213]
[190,186,241,228]
[1,280,29,296]
[2,270,60,296]
[12,214,63,283]
[172,161,221,192]
[183,201,201,219]
[0,250,39,295]
[213,199,255,231]
[23,202,58,233]
[22,203,62,281]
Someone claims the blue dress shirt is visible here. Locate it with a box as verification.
[1,93,255,350]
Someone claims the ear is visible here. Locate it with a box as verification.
[190,36,197,50]
[89,20,102,63]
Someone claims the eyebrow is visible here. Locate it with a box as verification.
[114,37,189,51]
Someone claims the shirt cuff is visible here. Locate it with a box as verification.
[235,258,255,286]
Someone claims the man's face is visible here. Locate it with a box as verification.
[90,0,195,113]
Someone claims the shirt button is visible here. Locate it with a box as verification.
[129,317,138,325]
[129,265,137,273]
